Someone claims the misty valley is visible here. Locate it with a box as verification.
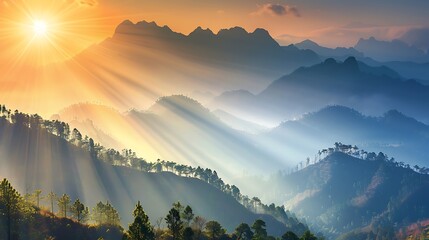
[1,1,429,240]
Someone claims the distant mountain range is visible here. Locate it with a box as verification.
[260,105,429,168]
[355,37,429,63]
[212,57,429,125]
[64,20,321,112]
[294,39,429,82]
[294,40,364,59]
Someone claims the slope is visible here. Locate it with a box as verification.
[56,96,288,178]
[212,57,429,125]
[0,115,295,236]
[276,151,429,238]
[261,105,429,168]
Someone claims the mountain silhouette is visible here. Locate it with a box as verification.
[212,57,429,125]
[261,105,429,168]
[295,39,364,59]
[355,37,429,63]
[71,20,321,102]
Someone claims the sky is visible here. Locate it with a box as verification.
[0,0,428,116]
[1,0,428,62]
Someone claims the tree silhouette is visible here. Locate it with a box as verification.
[205,220,226,240]
[282,231,299,240]
[252,219,267,240]
[182,205,194,226]
[300,230,317,240]
[234,223,254,240]
[0,179,23,240]
[47,191,56,214]
[124,201,155,240]
[71,198,89,223]
[165,207,183,240]
[57,194,71,218]
[183,226,194,240]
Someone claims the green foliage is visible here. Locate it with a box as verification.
[92,201,120,226]
[252,220,267,240]
[282,231,299,240]
[165,207,183,240]
[57,194,71,218]
[300,230,317,240]
[182,205,194,226]
[0,178,27,240]
[182,226,194,240]
[205,220,226,240]
[234,223,254,240]
[124,201,155,240]
[71,199,89,223]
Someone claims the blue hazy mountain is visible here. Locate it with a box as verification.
[355,37,429,63]
[295,39,364,59]
[295,39,429,83]
[212,57,429,125]
[262,105,429,168]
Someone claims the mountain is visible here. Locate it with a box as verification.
[61,20,321,113]
[212,57,429,125]
[0,114,296,236]
[294,39,429,83]
[261,106,429,168]
[355,37,429,63]
[271,151,429,238]
[295,39,364,59]
[55,96,288,179]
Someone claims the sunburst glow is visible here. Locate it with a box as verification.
[33,20,47,37]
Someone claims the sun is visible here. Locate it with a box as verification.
[33,20,48,37]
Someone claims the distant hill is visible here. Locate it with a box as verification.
[294,39,364,59]
[354,37,429,63]
[212,57,429,125]
[272,151,429,238]
[261,105,429,168]
[294,39,429,83]
[0,114,295,236]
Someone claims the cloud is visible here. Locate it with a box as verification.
[253,4,301,17]
[78,0,98,7]
[399,28,429,51]
[302,23,412,48]
[63,0,98,7]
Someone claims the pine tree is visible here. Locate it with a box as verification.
[71,198,89,223]
[0,179,24,240]
[124,201,155,240]
[165,207,183,240]
[57,194,71,218]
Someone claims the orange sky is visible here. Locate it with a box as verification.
[0,0,428,117]
[1,0,427,64]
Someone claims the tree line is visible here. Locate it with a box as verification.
[0,104,305,232]
[1,177,320,240]
[289,142,429,175]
